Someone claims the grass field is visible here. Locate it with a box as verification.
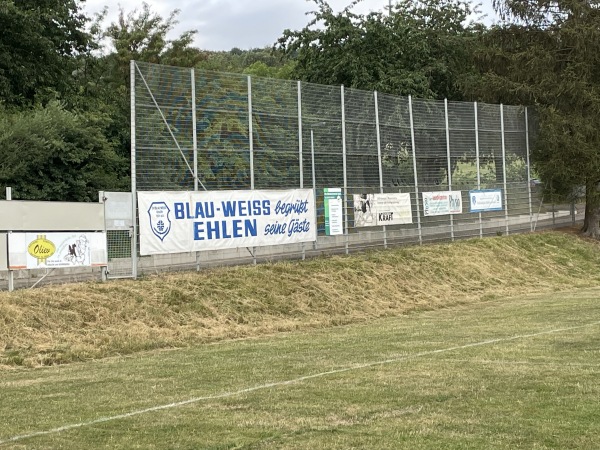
[1,287,599,449]
[3,231,600,368]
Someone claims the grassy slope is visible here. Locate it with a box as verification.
[1,231,600,368]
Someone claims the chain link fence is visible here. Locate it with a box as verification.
[0,62,580,290]
[108,60,580,278]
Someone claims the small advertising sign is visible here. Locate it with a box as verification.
[353,193,412,227]
[422,191,463,216]
[8,232,107,269]
[324,188,344,236]
[469,189,503,213]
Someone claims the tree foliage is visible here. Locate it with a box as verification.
[103,2,205,80]
[0,102,126,201]
[1,1,297,200]
[197,47,295,78]
[0,0,91,106]
[0,0,540,207]
[277,0,479,99]
[76,2,208,179]
[474,0,600,236]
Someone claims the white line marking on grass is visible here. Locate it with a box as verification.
[441,359,600,368]
[1,320,599,446]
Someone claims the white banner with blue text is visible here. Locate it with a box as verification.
[422,191,463,216]
[138,189,317,255]
[469,189,503,213]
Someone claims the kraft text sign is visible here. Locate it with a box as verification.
[353,193,413,227]
[138,189,317,255]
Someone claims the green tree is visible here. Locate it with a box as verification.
[277,0,479,99]
[473,0,600,236]
[0,102,126,201]
[78,3,206,184]
[0,0,91,106]
[103,2,205,82]
[276,0,482,188]
[197,47,295,78]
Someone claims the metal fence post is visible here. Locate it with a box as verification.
[298,81,306,260]
[248,76,255,190]
[192,69,198,192]
[99,190,108,282]
[525,107,533,231]
[500,104,509,235]
[247,75,257,264]
[342,85,349,254]
[298,81,304,191]
[374,91,387,249]
[445,99,454,241]
[474,102,482,238]
[191,68,201,271]
[6,187,14,291]
[130,60,138,279]
[409,96,423,245]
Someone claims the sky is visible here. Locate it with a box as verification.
[81,0,499,52]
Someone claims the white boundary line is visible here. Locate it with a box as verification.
[441,359,600,368]
[1,320,599,446]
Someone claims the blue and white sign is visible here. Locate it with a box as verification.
[148,202,171,241]
[138,189,317,256]
[469,189,503,213]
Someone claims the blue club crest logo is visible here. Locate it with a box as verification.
[148,202,171,242]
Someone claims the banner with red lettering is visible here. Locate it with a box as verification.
[422,191,463,216]
[138,189,316,255]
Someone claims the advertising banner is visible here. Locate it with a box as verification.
[422,191,463,216]
[469,189,503,213]
[138,189,317,255]
[353,193,413,227]
[8,232,107,269]
[324,188,343,236]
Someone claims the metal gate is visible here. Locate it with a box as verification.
[101,191,135,279]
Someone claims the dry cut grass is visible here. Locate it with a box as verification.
[1,230,600,368]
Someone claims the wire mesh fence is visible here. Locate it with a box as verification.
[112,60,581,278]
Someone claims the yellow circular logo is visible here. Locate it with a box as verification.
[27,236,56,265]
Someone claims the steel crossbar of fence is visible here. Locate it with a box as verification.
[110,60,577,279]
